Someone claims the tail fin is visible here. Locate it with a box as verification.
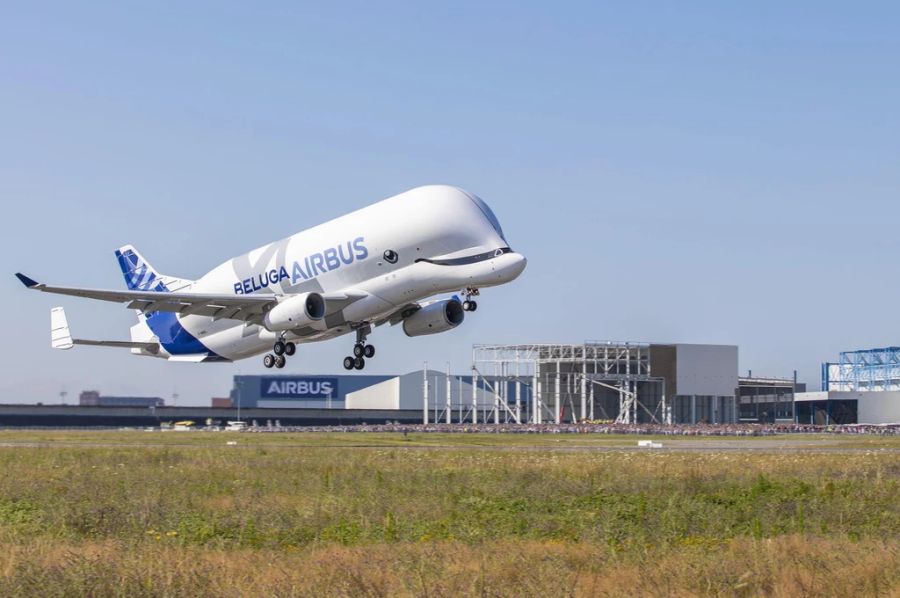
[115,245,193,292]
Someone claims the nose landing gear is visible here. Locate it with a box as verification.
[344,325,375,370]
[264,337,296,368]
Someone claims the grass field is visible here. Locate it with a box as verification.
[0,430,897,596]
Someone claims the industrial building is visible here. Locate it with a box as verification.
[472,342,740,424]
[78,391,165,408]
[230,374,393,409]
[794,347,900,424]
[229,371,502,423]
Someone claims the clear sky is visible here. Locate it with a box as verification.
[1,2,899,404]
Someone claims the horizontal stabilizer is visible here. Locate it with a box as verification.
[49,307,159,353]
[72,339,160,352]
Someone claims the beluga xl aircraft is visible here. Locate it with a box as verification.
[16,185,526,370]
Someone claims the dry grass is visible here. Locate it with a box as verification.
[0,537,896,597]
[0,432,896,596]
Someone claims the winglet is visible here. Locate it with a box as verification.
[15,273,40,288]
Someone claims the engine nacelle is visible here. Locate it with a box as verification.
[402,299,465,337]
[264,292,326,331]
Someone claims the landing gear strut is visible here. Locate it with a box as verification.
[462,287,480,312]
[344,325,375,370]
[264,337,296,368]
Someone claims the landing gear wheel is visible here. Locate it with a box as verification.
[343,356,355,370]
[284,342,296,356]
[364,344,375,358]
[462,287,480,311]
[354,356,365,370]
[263,354,276,368]
[353,344,365,358]
[274,355,286,369]
[273,341,286,356]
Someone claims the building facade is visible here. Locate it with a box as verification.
[79,391,165,408]
[810,347,900,424]
[473,342,739,424]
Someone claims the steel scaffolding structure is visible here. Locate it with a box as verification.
[472,342,671,425]
[824,347,900,392]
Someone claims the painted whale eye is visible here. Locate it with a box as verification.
[383,250,399,264]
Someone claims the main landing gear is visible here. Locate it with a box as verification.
[462,287,480,312]
[344,326,376,370]
[263,337,296,369]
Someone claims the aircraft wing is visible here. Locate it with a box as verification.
[19,273,367,325]
[20,273,278,323]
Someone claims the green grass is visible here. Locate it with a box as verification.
[0,431,897,596]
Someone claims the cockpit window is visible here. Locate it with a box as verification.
[468,194,506,241]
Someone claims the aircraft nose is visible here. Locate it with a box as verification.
[511,253,527,277]
[496,252,527,282]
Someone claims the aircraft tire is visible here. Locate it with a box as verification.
[354,356,365,370]
[284,342,296,356]
[364,344,375,358]
[353,344,365,358]
[343,356,355,370]
[273,341,286,356]
[263,354,275,368]
[274,355,286,369]
[470,301,478,312]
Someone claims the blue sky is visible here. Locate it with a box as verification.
[1,2,899,404]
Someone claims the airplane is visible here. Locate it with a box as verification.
[16,185,527,370]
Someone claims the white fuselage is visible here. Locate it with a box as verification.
[133,185,526,361]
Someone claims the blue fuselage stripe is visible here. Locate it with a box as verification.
[145,311,221,357]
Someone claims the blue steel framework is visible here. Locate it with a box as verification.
[822,347,900,392]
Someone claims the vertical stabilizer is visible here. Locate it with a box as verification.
[114,245,193,292]
[50,307,74,350]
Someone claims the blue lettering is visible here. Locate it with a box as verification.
[234,282,244,295]
[323,248,340,271]
[311,253,325,276]
[292,261,308,283]
[279,266,290,282]
[338,241,354,265]
[353,237,369,260]
[268,269,278,285]
[251,276,261,292]
[242,280,252,294]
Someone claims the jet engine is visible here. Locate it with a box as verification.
[402,299,465,337]
[264,292,326,331]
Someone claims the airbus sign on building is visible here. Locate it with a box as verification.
[233,375,393,409]
[261,378,339,400]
